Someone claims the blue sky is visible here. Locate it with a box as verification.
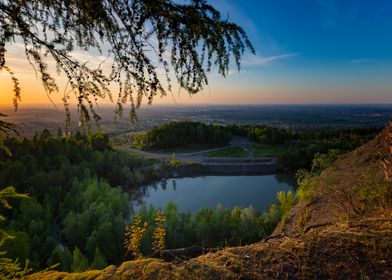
[214,0,392,62]
[180,0,392,104]
[1,0,391,105]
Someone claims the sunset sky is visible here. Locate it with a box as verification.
[1,0,392,107]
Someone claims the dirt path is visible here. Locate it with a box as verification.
[114,137,275,165]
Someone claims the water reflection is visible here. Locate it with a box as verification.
[134,175,295,213]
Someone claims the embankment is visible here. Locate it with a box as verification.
[163,158,277,177]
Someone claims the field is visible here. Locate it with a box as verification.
[206,147,249,158]
[253,144,285,157]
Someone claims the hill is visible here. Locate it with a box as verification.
[24,122,392,279]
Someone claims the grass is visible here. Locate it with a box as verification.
[206,147,248,158]
[146,145,219,154]
[144,145,225,154]
[125,151,143,157]
[253,144,285,157]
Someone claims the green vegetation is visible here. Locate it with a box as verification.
[277,191,297,218]
[21,123,392,279]
[134,121,232,149]
[231,124,380,172]
[253,144,285,157]
[355,167,391,210]
[230,124,380,172]
[230,125,292,145]
[206,147,248,158]
[0,187,30,279]
[295,150,340,204]
[1,130,294,273]
[277,128,380,173]
[145,146,213,154]
[0,122,384,276]
[132,196,290,255]
[0,131,157,272]
[131,121,380,173]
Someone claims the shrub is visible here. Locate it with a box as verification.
[277,191,297,218]
[124,214,148,259]
[152,210,166,257]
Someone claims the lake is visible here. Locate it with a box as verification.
[134,175,295,213]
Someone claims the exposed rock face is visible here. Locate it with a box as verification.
[24,123,392,280]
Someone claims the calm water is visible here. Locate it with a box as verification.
[134,175,295,213]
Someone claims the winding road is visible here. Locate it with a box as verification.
[114,137,277,166]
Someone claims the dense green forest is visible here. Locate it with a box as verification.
[133,121,232,149]
[0,131,157,271]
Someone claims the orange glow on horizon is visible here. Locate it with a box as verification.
[1,50,392,108]
[2,81,392,109]
[2,30,392,110]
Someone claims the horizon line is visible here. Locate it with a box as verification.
[1,102,392,109]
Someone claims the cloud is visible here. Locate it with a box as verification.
[243,53,299,66]
[348,58,375,64]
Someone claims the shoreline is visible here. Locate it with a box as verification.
[161,160,278,178]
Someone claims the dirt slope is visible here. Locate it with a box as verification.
[25,122,392,280]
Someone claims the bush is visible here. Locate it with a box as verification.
[277,191,297,218]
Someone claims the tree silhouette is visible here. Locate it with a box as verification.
[0,0,254,126]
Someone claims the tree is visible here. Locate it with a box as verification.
[0,113,17,156]
[0,0,254,126]
[71,247,89,273]
[152,210,166,257]
[0,187,30,279]
[124,214,148,259]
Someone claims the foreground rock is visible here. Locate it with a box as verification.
[25,122,392,280]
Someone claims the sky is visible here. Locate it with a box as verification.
[1,0,392,107]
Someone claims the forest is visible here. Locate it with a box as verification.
[0,123,382,274]
[0,130,294,273]
[0,131,157,271]
[224,125,380,173]
[133,193,295,256]
[132,121,232,149]
[133,121,381,172]
[275,126,380,172]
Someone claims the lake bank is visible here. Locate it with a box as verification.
[160,159,278,178]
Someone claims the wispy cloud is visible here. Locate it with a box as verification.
[348,58,375,64]
[243,53,299,66]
